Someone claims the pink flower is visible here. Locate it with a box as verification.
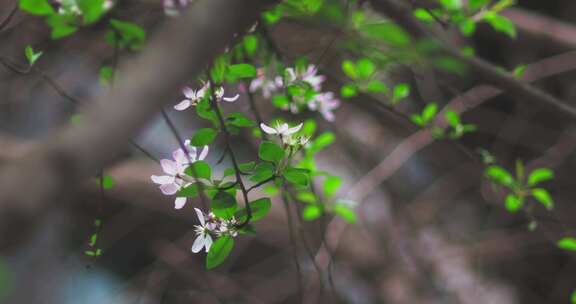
[249,69,283,98]
[309,92,340,122]
[174,84,208,111]
[285,65,325,91]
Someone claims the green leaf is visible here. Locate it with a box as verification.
[78,0,106,24]
[413,9,434,22]
[366,80,389,94]
[296,191,317,204]
[323,175,341,197]
[258,141,285,163]
[340,83,358,98]
[46,14,78,39]
[272,94,290,108]
[512,64,527,78]
[444,111,460,126]
[422,103,438,124]
[528,168,553,186]
[206,236,234,269]
[469,0,490,10]
[505,194,523,213]
[250,162,275,183]
[24,45,42,66]
[361,22,411,47]
[99,66,114,85]
[283,167,310,187]
[333,203,356,223]
[357,58,375,79]
[262,6,284,24]
[557,237,576,251]
[302,205,322,221]
[177,183,199,198]
[191,128,217,147]
[109,19,146,50]
[185,161,211,180]
[227,63,257,79]
[459,19,476,36]
[532,188,554,210]
[101,175,114,190]
[392,83,410,102]
[226,112,254,128]
[439,0,462,10]
[243,35,258,57]
[211,191,237,219]
[19,0,55,15]
[571,290,576,304]
[235,197,271,222]
[485,166,514,187]
[484,12,516,38]
[309,132,335,154]
[341,60,357,79]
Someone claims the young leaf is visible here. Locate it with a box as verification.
[258,141,285,163]
[109,19,146,50]
[505,194,523,213]
[283,167,310,187]
[366,80,389,94]
[484,12,516,38]
[357,58,375,79]
[444,111,460,127]
[185,161,211,180]
[101,175,114,190]
[422,103,438,124]
[527,168,553,186]
[392,83,410,102]
[532,188,554,210]
[191,128,217,147]
[333,203,356,223]
[413,9,434,22]
[226,112,254,128]
[341,60,357,79]
[243,35,258,57]
[77,0,106,24]
[19,0,55,15]
[177,183,199,198]
[557,237,576,251]
[340,83,358,98]
[250,162,275,183]
[323,175,342,198]
[206,236,234,269]
[24,45,43,66]
[227,64,257,79]
[235,198,272,222]
[302,205,322,221]
[485,166,514,187]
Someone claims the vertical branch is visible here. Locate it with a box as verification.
[281,188,304,302]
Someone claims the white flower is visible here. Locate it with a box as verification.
[260,122,303,137]
[285,65,325,91]
[249,69,284,98]
[174,84,208,111]
[163,0,188,16]
[172,140,209,166]
[217,218,238,237]
[192,208,214,253]
[285,135,310,146]
[215,87,240,102]
[308,92,340,122]
[150,158,186,196]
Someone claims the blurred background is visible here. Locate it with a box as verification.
[0,0,576,303]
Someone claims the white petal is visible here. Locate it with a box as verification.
[151,175,174,185]
[249,78,263,92]
[161,159,178,175]
[160,182,179,195]
[172,149,188,165]
[194,208,205,226]
[223,94,240,102]
[198,146,209,161]
[174,197,187,209]
[215,87,224,99]
[204,235,213,253]
[182,87,195,99]
[174,99,191,111]
[191,235,205,253]
[285,123,303,135]
[277,123,288,134]
[260,123,278,135]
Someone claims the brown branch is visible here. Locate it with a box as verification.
[370,0,576,120]
[0,0,276,249]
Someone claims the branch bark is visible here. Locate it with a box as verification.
[0,0,275,250]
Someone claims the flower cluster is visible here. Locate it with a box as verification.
[55,0,113,15]
[192,208,238,253]
[163,0,189,16]
[174,83,239,111]
[260,121,309,147]
[150,140,209,209]
[249,65,340,122]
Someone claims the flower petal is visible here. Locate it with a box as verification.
[191,235,205,253]
[172,149,188,165]
[160,182,179,195]
[174,99,191,111]
[204,234,213,253]
[194,208,205,226]
[161,159,178,175]
[285,123,303,135]
[174,197,187,209]
[260,123,277,135]
[151,175,174,185]
[223,94,240,102]
[198,146,209,161]
[182,87,195,99]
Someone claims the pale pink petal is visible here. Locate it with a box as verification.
[204,234,213,252]
[194,208,205,226]
[223,94,240,102]
[151,175,174,185]
[260,123,277,135]
[182,87,195,99]
[174,99,191,111]
[161,159,178,175]
[191,235,205,253]
[276,123,289,134]
[198,146,209,161]
[160,182,179,195]
[285,123,303,135]
[174,197,187,209]
[172,149,188,165]
[249,78,263,92]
